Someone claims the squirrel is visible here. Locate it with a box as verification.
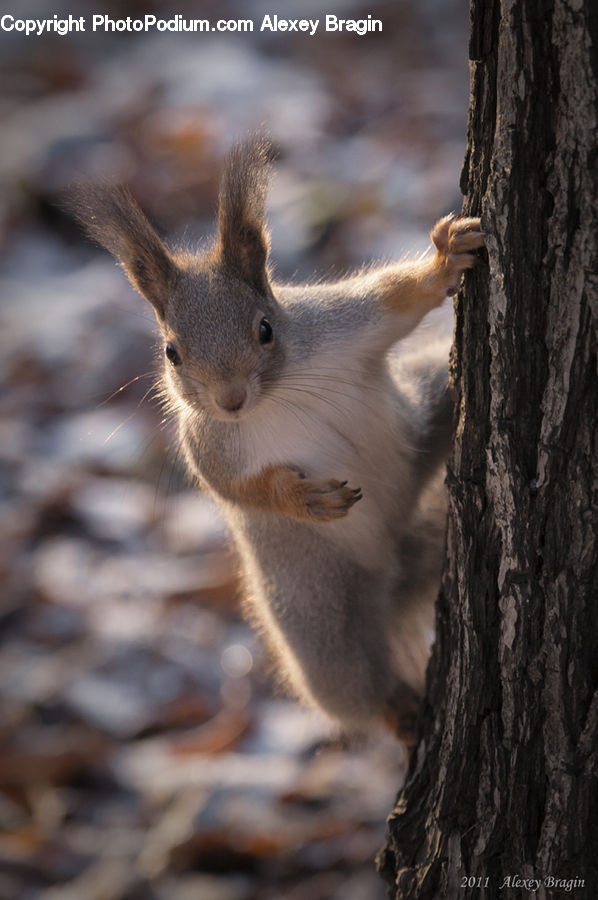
[69,138,484,742]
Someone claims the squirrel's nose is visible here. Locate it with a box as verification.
[215,384,247,413]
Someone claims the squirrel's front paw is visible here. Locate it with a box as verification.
[283,468,362,522]
[430,215,485,296]
[303,477,363,522]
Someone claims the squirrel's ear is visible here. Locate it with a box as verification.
[216,138,272,295]
[66,183,176,319]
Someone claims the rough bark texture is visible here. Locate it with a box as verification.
[379,1,598,897]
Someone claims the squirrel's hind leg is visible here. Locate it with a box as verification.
[241,523,422,741]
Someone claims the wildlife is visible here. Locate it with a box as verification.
[70,138,484,742]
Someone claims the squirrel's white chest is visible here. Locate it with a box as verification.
[237,367,408,569]
[240,370,384,480]
[240,401,350,476]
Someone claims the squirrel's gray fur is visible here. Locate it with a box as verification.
[69,138,484,740]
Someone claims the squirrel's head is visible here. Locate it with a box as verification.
[69,138,286,422]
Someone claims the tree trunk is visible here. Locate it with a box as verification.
[379,1,598,897]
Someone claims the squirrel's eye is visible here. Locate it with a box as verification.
[258,318,273,345]
[165,342,181,366]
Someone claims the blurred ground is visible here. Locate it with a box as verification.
[0,1,469,897]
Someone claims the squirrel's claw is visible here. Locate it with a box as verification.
[299,476,363,522]
[430,215,485,297]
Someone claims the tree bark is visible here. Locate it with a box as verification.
[379,1,598,897]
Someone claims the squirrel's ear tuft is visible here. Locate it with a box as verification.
[216,137,273,294]
[65,183,176,319]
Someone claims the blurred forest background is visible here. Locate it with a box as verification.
[0,1,469,897]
